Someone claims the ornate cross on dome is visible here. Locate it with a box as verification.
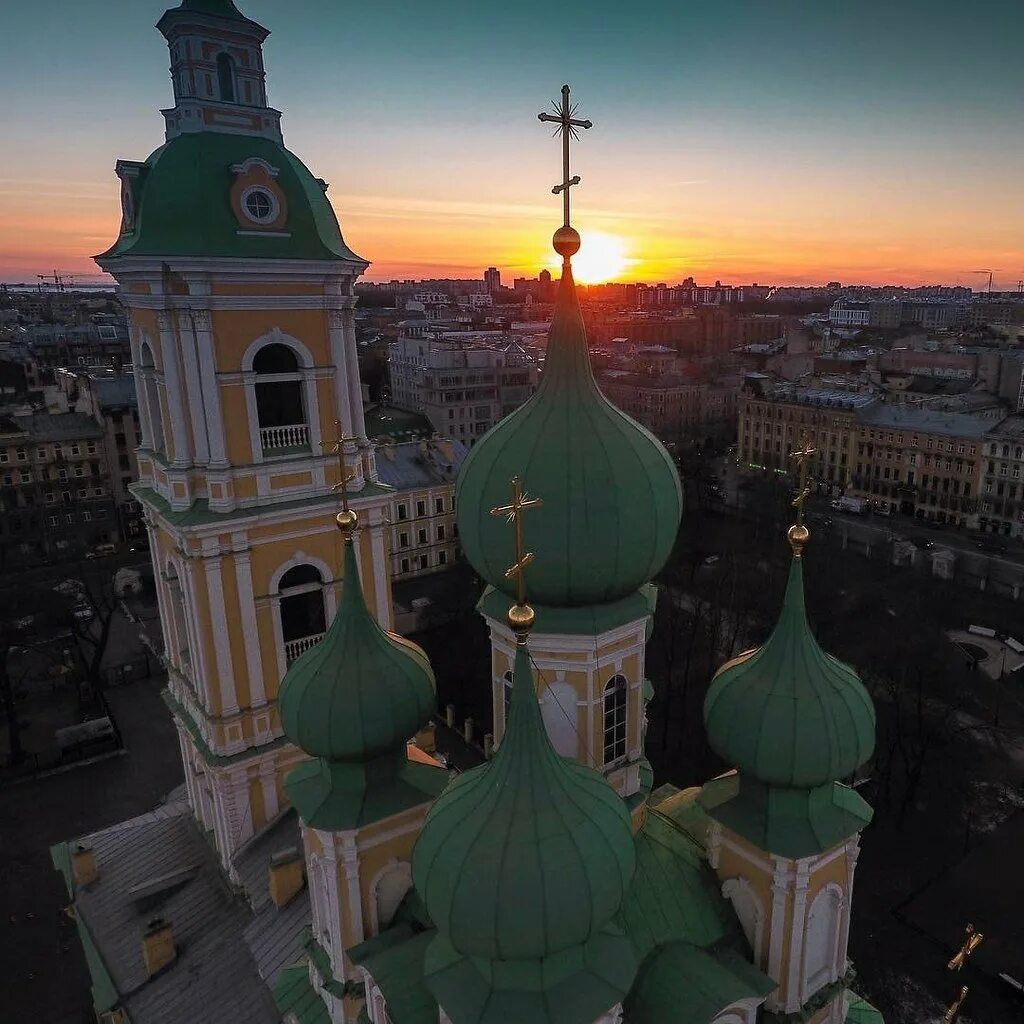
[490,476,544,612]
[538,85,592,229]
[790,436,816,525]
[943,985,969,1024]
[326,421,359,535]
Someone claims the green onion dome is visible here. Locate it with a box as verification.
[412,642,637,963]
[455,263,682,609]
[703,555,876,789]
[279,539,435,765]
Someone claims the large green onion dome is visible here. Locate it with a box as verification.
[412,640,638,1023]
[703,533,876,789]
[455,263,682,609]
[279,532,443,829]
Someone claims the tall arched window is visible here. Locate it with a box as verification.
[501,670,514,735]
[279,564,326,664]
[373,862,412,934]
[804,886,843,997]
[164,562,191,672]
[138,342,165,454]
[253,344,309,454]
[602,675,628,765]
[216,53,236,102]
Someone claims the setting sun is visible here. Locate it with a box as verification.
[552,230,630,283]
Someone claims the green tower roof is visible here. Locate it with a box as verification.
[412,638,638,1022]
[279,535,444,829]
[98,132,366,266]
[455,263,682,609]
[703,554,876,789]
[172,0,248,19]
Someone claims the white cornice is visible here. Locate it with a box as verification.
[98,255,369,277]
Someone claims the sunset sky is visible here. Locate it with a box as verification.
[3,0,1024,288]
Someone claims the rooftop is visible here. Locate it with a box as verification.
[374,438,469,490]
[15,412,104,440]
[857,402,1000,439]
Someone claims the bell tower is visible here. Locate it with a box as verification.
[96,0,391,873]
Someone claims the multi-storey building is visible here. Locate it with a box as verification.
[977,416,1024,537]
[387,329,537,444]
[55,368,145,541]
[600,372,737,445]
[482,266,500,293]
[375,438,468,579]
[738,380,997,526]
[0,413,118,568]
[23,321,132,370]
[848,404,988,525]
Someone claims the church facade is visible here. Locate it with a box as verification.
[52,5,885,1024]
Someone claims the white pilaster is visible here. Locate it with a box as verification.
[232,542,267,707]
[179,311,210,466]
[156,310,191,467]
[202,551,240,716]
[190,309,230,467]
[328,307,355,438]
[785,860,812,1013]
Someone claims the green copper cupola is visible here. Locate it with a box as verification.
[455,109,682,610]
[412,635,638,1023]
[279,514,443,829]
[699,525,877,858]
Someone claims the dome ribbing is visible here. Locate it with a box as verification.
[412,641,636,961]
[455,264,682,609]
[704,557,876,789]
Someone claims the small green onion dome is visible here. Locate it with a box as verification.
[279,540,436,763]
[455,263,682,608]
[703,556,876,789]
[412,641,637,961]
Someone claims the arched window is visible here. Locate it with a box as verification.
[216,53,236,102]
[253,344,309,455]
[501,670,513,735]
[279,564,326,664]
[602,675,628,765]
[164,562,191,672]
[138,342,165,454]
[803,886,843,997]
[373,862,412,933]
[722,878,765,963]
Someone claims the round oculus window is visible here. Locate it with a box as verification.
[242,186,278,224]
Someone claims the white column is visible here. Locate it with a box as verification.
[233,546,267,707]
[785,860,812,1012]
[156,311,191,467]
[369,516,392,628]
[260,767,279,822]
[340,300,367,440]
[203,553,239,716]
[178,311,210,465]
[767,858,790,1011]
[328,307,355,438]
[190,309,229,467]
[339,835,365,947]
[838,837,861,971]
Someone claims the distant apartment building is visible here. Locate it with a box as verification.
[22,321,131,370]
[374,438,469,579]
[55,368,143,541]
[738,380,996,526]
[0,412,117,569]
[388,329,538,445]
[483,267,501,293]
[600,373,738,445]
[977,418,1024,537]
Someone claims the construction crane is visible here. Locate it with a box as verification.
[968,269,1000,294]
[36,270,77,292]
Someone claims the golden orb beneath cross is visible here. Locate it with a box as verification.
[336,508,359,533]
[553,224,581,258]
[788,523,810,557]
[507,602,536,635]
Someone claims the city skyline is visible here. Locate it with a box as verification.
[3,0,1024,288]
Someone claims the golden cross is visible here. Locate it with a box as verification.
[943,985,969,1024]
[947,923,984,971]
[325,421,359,514]
[790,435,817,525]
[538,85,592,228]
[490,475,544,607]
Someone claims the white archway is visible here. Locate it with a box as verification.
[802,883,845,999]
[722,877,766,965]
[542,679,579,759]
[370,861,412,935]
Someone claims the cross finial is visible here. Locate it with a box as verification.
[538,84,592,233]
[490,476,544,635]
[790,434,817,526]
[943,986,969,1024]
[947,923,984,972]
[324,421,359,537]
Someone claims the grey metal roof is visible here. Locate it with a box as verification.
[375,439,468,490]
[91,375,137,409]
[72,798,281,1024]
[14,412,104,440]
[234,809,312,987]
[856,402,1001,438]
